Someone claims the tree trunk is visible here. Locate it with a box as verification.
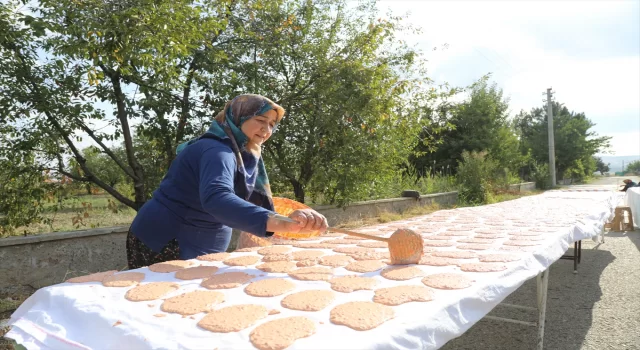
[85,183,92,195]
[292,180,305,203]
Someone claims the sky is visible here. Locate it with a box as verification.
[377,0,640,157]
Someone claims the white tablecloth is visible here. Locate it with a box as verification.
[624,187,640,228]
[6,191,618,350]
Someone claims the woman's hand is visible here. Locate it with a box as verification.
[266,209,328,234]
[287,209,328,233]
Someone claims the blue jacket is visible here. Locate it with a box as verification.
[130,137,272,259]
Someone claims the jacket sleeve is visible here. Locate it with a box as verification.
[198,145,271,237]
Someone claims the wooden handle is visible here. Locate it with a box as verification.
[327,227,389,242]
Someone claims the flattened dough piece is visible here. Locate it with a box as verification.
[256,261,298,273]
[296,259,318,267]
[261,254,292,262]
[245,278,296,297]
[102,272,145,287]
[380,266,425,281]
[160,290,224,315]
[288,267,333,281]
[292,250,326,260]
[67,270,116,283]
[357,241,388,248]
[198,304,268,333]
[148,260,192,273]
[502,240,540,247]
[223,255,261,266]
[318,255,353,267]
[344,260,386,273]
[201,272,255,289]
[423,240,456,247]
[479,254,521,262]
[348,251,390,261]
[458,238,497,244]
[292,243,335,249]
[196,252,231,261]
[258,246,292,255]
[459,262,507,272]
[330,275,378,292]
[333,246,374,254]
[457,244,492,251]
[432,250,478,259]
[373,285,434,306]
[423,235,456,240]
[422,273,474,290]
[125,282,179,301]
[330,301,394,331]
[175,266,219,280]
[281,290,335,311]
[418,256,461,266]
[250,316,316,350]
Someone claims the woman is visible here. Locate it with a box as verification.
[126,94,328,269]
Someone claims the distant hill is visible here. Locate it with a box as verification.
[597,155,640,173]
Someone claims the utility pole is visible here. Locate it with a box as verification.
[546,88,556,187]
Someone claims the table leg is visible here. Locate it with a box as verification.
[573,241,578,273]
[536,269,550,350]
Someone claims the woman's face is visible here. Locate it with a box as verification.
[241,109,278,147]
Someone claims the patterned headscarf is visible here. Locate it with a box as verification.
[176,94,285,212]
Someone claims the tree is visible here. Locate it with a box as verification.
[594,156,610,175]
[626,160,640,174]
[515,102,611,181]
[411,76,525,176]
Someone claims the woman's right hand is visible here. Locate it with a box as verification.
[266,209,328,234]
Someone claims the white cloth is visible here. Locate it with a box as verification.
[623,187,640,228]
[7,191,618,350]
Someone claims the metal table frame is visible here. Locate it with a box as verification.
[484,268,550,350]
[560,240,582,273]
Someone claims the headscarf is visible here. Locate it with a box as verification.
[176,94,285,212]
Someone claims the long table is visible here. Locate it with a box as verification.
[624,187,640,229]
[6,190,619,350]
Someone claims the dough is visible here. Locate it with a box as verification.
[292,242,336,249]
[332,246,374,254]
[499,245,536,252]
[458,238,497,244]
[288,267,334,281]
[423,235,456,240]
[459,263,508,272]
[318,255,353,267]
[509,231,545,236]
[249,316,316,350]
[296,259,318,267]
[329,275,378,292]
[344,260,387,273]
[357,241,388,248]
[174,266,219,280]
[102,272,145,287]
[479,254,521,262]
[330,301,394,331]
[439,231,474,236]
[508,236,545,241]
[348,251,390,261]
[323,238,362,245]
[269,309,281,315]
[235,247,262,252]
[431,251,477,259]
[281,290,335,311]
[473,234,505,239]
[256,261,298,273]
[124,282,180,301]
[418,256,459,266]
[292,250,326,260]
[261,254,292,262]
[148,260,193,273]
[380,266,425,281]
[196,252,231,261]
[223,255,261,266]
[457,244,492,251]
[421,273,474,289]
[422,241,455,247]
[66,270,116,283]
[373,285,434,305]
[200,272,255,289]
[258,246,292,255]
[160,290,224,315]
[198,304,268,333]
[245,278,296,297]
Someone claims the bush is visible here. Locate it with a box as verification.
[456,150,497,205]
[531,162,552,189]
